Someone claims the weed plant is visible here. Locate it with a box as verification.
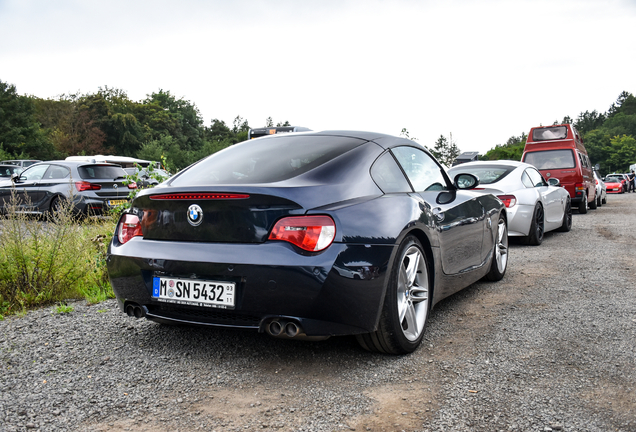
[0,187,117,318]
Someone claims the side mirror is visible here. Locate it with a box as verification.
[10,172,20,183]
[547,177,561,187]
[453,173,480,189]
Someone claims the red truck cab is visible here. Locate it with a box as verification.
[521,124,596,213]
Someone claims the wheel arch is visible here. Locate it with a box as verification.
[372,226,436,329]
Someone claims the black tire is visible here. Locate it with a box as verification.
[578,192,588,214]
[526,203,544,246]
[596,193,602,207]
[484,214,508,281]
[47,196,62,221]
[557,198,572,232]
[356,235,430,355]
[589,192,597,210]
[602,195,607,204]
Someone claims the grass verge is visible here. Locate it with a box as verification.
[0,188,118,319]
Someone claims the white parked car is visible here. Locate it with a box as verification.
[593,170,607,206]
[448,160,572,245]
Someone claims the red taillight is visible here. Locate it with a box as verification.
[575,182,585,192]
[268,216,336,252]
[149,193,249,200]
[75,181,101,192]
[595,179,599,185]
[127,182,137,189]
[497,194,517,208]
[117,214,143,244]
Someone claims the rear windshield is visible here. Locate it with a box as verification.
[0,165,21,177]
[523,149,575,170]
[78,165,126,180]
[448,165,515,184]
[532,126,568,141]
[171,135,365,185]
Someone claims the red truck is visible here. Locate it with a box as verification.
[521,124,596,214]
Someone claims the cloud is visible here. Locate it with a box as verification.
[1,0,635,153]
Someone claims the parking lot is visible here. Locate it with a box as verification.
[0,193,635,432]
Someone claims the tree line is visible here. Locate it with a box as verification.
[0,80,291,171]
[479,91,636,175]
[1,79,634,175]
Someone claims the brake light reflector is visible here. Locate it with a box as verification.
[117,214,143,244]
[269,216,336,252]
[497,194,517,208]
[149,193,249,200]
[75,181,101,192]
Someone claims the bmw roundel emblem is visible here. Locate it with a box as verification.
[187,204,203,226]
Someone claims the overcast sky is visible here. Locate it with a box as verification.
[1,0,635,154]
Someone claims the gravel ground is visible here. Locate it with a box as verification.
[1,193,635,432]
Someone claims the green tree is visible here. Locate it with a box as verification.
[431,133,460,167]
[205,118,233,142]
[607,135,636,173]
[582,129,612,174]
[0,80,56,159]
[480,133,526,161]
[575,110,606,136]
[143,90,204,152]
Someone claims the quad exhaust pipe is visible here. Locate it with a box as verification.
[125,303,147,319]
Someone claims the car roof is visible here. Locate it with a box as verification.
[27,160,123,168]
[255,130,430,154]
[448,160,529,170]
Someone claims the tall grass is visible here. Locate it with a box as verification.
[0,188,117,318]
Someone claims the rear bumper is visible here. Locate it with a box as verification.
[74,196,128,214]
[505,203,533,237]
[107,238,395,336]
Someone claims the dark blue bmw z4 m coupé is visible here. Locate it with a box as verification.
[107,130,508,354]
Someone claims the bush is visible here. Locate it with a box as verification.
[0,188,117,317]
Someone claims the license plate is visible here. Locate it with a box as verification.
[108,199,128,206]
[152,276,235,308]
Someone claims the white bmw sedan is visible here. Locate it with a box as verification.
[448,160,572,245]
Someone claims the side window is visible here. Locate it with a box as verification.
[391,146,448,192]
[370,152,412,193]
[521,171,534,188]
[525,168,546,187]
[21,164,49,181]
[43,165,71,180]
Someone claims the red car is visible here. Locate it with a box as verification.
[604,176,624,194]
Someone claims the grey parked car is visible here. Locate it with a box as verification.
[0,161,136,216]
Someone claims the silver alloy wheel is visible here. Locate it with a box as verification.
[495,219,509,273]
[396,245,429,342]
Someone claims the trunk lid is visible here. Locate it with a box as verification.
[134,190,304,243]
